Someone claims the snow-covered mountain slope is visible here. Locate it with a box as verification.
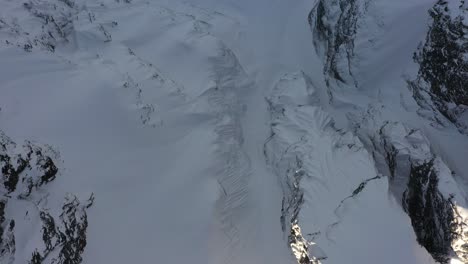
[309,0,468,263]
[0,0,466,263]
[264,72,435,263]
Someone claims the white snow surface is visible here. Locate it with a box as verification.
[0,0,466,263]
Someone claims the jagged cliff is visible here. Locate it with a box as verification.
[309,0,380,89]
[310,0,360,87]
[0,132,93,264]
[410,0,468,134]
[309,0,468,263]
[375,122,468,263]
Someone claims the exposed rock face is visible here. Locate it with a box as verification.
[30,194,93,264]
[0,133,58,198]
[0,131,93,264]
[376,122,468,263]
[289,222,320,264]
[403,160,454,263]
[0,199,15,264]
[410,0,468,134]
[309,0,374,88]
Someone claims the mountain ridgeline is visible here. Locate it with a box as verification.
[0,131,94,264]
[308,0,468,263]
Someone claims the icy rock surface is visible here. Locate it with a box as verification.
[409,0,468,134]
[265,72,434,264]
[0,131,93,264]
[376,122,468,263]
[310,0,468,263]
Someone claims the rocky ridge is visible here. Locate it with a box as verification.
[0,131,93,264]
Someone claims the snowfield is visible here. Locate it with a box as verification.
[0,0,466,264]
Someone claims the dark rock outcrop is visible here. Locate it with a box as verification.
[0,133,59,198]
[30,194,94,264]
[410,0,468,134]
[376,122,468,263]
[309,0,369,88]
[0,131,93,264]
[402,160,455,263]
[0,199,15,263]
